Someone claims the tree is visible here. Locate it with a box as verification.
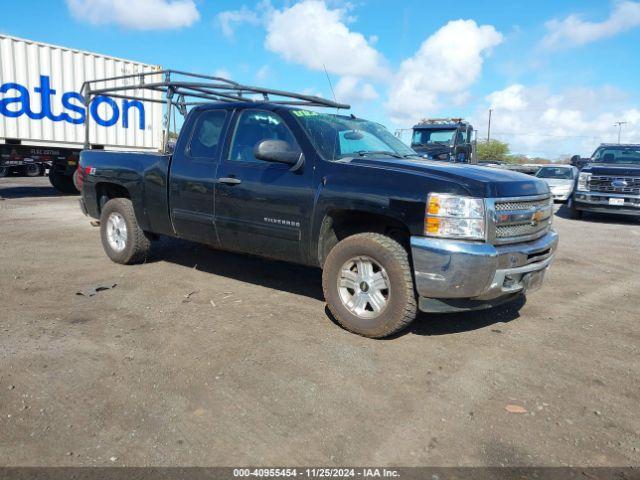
[477,140,510,162]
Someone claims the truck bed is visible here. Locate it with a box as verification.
[80,149,174,235]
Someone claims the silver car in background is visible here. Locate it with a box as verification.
[535,165,579,202]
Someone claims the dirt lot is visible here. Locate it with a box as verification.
[1,176,639,467]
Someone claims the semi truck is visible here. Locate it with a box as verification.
[409,118,477,163]
[0,34,163,192]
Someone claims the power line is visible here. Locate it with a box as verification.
[490,131,602,139]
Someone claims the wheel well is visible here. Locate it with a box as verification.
[318,210,411,267]
[95,183,131,212]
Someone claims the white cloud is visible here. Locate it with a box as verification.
[66,0,199,30]
[216,3,500,118]
[213,68,232,79]
[264,0,388,79]
[217,5,262,38]
[255,65,271,82]
[386,19,503,125]
[541,1,640,49]
[475,84,640,158]
[485,84,528,110]
[334,76,379,104]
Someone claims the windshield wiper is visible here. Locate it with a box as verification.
[355,150,403,159]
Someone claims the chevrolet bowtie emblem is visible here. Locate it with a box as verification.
[531,209,544,226]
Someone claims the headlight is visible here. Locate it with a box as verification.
[577,172,591,192]
[425,193,485,240]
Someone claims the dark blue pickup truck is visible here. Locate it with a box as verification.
[570,144,640,218]
[77,72,558,338]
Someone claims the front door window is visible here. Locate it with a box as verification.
[228,110,300,163]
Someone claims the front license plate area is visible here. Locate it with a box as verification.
[609,198,624,206]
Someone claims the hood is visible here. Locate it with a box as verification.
[583,163,640,176]
[344,156,549,198]
[541,178,574,188]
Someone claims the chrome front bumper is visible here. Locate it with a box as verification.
[551,192,572,202]
[411,230,558,312]
[574,192,640,216]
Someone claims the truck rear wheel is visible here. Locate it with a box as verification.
[25,164,42,177]
[72,170,81,191]
[48,170,79,194]
[99,198,152,265]
[322,233,417,338]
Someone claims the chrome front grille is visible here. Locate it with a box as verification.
[492,195,553,245]
[589,176,640,195]
[496,222,550,240]
[495,197,553,212]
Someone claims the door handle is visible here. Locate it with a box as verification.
[218,177,242,185]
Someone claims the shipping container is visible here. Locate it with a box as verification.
[0,34,162,190]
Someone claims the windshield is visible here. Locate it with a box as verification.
[412,129,456,146]
[536,167,574,179]
[293,111,417,160]
[592,147,640,165]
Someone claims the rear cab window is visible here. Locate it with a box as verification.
[188,110,228,160]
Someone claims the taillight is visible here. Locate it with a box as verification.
[75,163,85,190]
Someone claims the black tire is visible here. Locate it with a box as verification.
[25,164,41,177]
[99,198,152,264]
[567,197,583,219]
[72,170,81,192]
[322,233,417,338]
[48,170,79,194]
[0,166,7,178]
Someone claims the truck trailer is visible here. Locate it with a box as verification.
[0,34,163,192]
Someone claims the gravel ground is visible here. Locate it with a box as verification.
[1,176,639,467]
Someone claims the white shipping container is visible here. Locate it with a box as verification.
[0,34,163,151]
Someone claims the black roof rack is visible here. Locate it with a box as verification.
[80,69,350,150]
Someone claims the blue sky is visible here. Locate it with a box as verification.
[2,0,640,158]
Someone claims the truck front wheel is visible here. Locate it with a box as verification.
[99,198,152,264]
[567,197,583,219]
[322,233,417,338]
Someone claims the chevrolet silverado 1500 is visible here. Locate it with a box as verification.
[77,71,558,338]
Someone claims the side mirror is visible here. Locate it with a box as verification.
[343,130,364,140]
[254,140,303,167]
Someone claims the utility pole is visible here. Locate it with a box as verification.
[487,109,492,143]
[613,121,627,144]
